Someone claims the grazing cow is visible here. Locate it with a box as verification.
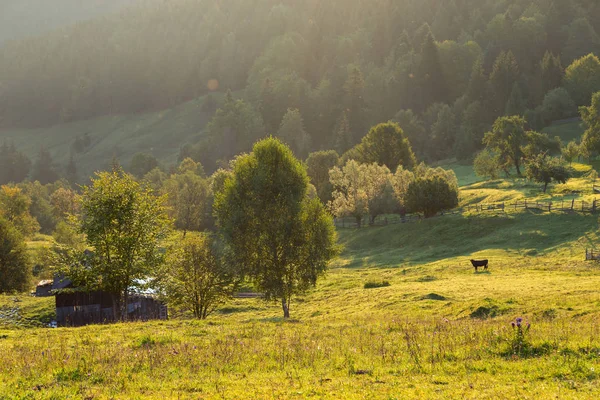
[470,259,488,272]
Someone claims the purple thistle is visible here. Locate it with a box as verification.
[511,322,515,328]
[516,317,523,327]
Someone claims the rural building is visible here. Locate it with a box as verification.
[34,280,54,297]
[52,276,168,327]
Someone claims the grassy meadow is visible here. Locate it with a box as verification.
[0,94,219,179]
[2,163,600,398]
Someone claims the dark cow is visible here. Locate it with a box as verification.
[470,259,488,272]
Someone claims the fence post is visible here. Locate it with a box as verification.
[571,199,575,210]
[594,200,597,214]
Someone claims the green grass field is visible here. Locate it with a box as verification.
[2,166,600,398]
[1,126,599,399]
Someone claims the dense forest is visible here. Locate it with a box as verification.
[2,0,600,171]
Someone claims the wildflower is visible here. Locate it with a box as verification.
[516,317,523,327]
[511,322,515,328]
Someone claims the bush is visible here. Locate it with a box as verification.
[405,176,459,218]
[364,280,390,289]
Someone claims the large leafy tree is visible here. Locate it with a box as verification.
[214,138,338,318]
[0,217,31,293]
[0,186,40,237]
[405,174,458,218]
[525,154,571,193]
[160,234,235,319]
[564,53,600,106]
[482,116,528,176]
[73,168,171,320]
[352,122,417,171]
[329,160,399,226]
[580,91,600,158]
[163,171,210,237]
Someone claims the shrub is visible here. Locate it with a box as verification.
[364,280,391,289]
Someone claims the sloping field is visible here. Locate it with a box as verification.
[0,95,215,179]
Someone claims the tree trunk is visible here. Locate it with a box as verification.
[282,297,290,319]
[355,216,362,228]
[112,293,121,323]
[122,290,129,322]
[515,161,522,177]
[543,181,548,193]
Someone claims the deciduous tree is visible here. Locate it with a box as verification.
[0,217,30,293]
[160,234,235,319]
[214,138,338,318]
[72,168,171,320]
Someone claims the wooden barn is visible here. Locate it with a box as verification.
[52,276,167,327]
[35,280,54,297]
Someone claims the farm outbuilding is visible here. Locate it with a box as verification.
[35,280,54,297]
[52,276,168,327]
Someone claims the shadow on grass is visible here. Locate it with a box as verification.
[338,211,599,268]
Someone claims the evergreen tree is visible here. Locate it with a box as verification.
[562,18,600,64]
[505,83,526,117]
[489,50,520,115]
[65,154,78,184]
[540,52,564,96]
[277,108,311,158]
[31,147,59,184]
[343,66,366,144]
[0,142,31,185]
[259,78,280,135]
[419,31,448,109]
[466,57,487,103]
[333,110,353,154]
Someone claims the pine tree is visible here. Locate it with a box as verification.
[466,57,487,103]
[333,111,353,154]
[490,50,520,115]
[277,108,311,158]
[0,142,31,185]
[505,83,526,116]
[343,66,366,144]
[541,52,564,95]
[259,78,281,135]
[419,31,448,109]
[31,147,59,184]
[65,154,78,184]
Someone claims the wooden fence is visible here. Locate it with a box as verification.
[586,249,600,261]
[464,199,598,214]
[334,198,598,229]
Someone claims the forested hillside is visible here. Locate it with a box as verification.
[0,0,138,44]
[2,0,600,171]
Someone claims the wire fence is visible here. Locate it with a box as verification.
[334,198,599,229]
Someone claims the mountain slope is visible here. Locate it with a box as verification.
[0,95,214,179]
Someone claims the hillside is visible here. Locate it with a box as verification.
[0,95,215,179]
[0,0,138,44]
